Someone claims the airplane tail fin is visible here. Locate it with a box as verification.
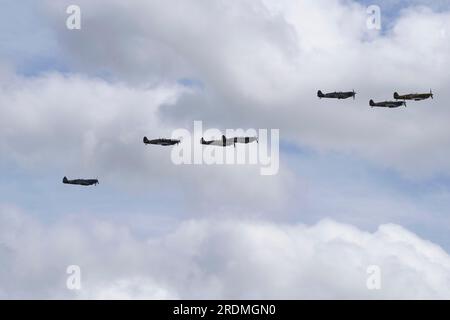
[63,176,68,184]
[317,90,324,98]
[369,99,375,107]
[393,92,400,99]
[200,137,206,144]
[143,136,149,144]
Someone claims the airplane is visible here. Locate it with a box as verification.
[143,137,180,146]
[200,135,258,147]
[63,176,99,186]
[394,90,434,101]
[369,99,406,108]
[317,90,356,100]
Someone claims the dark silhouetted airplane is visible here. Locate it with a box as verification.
[143,137,180,146]
[369,100,406,108]
[317,90,356,100]
[394,90,433,101]
[63,176,99,186]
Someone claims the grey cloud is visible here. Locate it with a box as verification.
[34,1,450,178]
[0,73,295,216]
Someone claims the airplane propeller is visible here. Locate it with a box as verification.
[430,89,434,99]
[352,89,356,100]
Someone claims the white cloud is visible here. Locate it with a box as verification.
[2,204,450,299]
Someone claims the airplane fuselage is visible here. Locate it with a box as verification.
[318,91,356,100]
[370,100,406,108]
[143,137,180,146]
[394,94,432,101]
[63,177,98,186]
[394,91,433,101]
[201,135,258,147]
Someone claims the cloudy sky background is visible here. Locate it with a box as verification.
[1,0,450,299]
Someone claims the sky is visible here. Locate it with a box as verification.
[1,0,450,299]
